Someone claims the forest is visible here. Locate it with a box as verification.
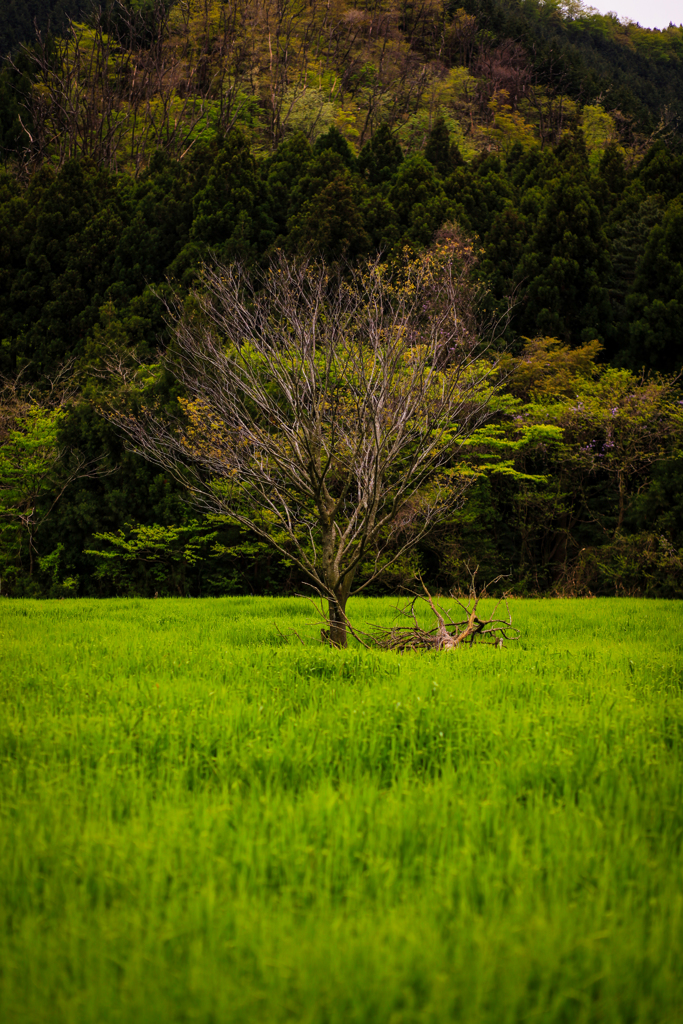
[1,0,682,599]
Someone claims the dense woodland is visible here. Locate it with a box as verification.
[1,0,682,599]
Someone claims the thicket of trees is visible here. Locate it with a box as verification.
[1,0,682,599]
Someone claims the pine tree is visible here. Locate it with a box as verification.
[358,124,403,186]
[515,169,612,345]
[626,197,683,373]
[424,115,464,178]
[186,131,263,266]
[389,155,454,249]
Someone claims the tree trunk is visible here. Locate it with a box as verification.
[328,597,348,648]
[616,472,626,534]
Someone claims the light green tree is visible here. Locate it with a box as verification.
[0,383,104,589]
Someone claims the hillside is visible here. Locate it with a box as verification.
[455,0,683,134]
[1,0,683,175]
[3,1,683,152]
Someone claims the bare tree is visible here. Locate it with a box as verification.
[8,0,254,176]
[107,246,502,646]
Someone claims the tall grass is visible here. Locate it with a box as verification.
[1,597,682,1023]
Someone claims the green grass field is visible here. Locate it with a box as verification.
[1,596,682,1024]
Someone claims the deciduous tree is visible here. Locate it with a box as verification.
[107,247,501,645]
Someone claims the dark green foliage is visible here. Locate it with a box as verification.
[358,125,403,186]
[632,459,683,548]
[389,155,454,248]
[1,161,118,376]
[261,133,313,240]
[447,153,514,238]
[287,174,370,261]
[598,144,626,201]
[514,162,612,345]
[454,0,683,133]
[424,115,464,177]
[625,198,683,372]
[313,126,357,169]
[1,104,683,598]
[637,142,683,203]
[0,0,89,55]
[111,149,208,295]
[0,58,29,163]
[186,132,264,266]
[604,185,662,359]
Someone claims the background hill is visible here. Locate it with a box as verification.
[2,0,682,145]
[1,0,682,600]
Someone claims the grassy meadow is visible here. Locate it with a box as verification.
[1,596,682,1024]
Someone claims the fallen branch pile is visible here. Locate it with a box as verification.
[370,576,520,651]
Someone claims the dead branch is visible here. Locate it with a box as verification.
[369,572,520,651]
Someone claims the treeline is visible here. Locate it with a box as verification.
[2,122,683,377]
[0,1,682,599]
[3,1,683,147]
[1,120,682,599]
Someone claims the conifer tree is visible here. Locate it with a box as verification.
[424,114,464,178]
[187,132,263,265]
[638,141,683,203]
[313,126,357,169]
[4,161,116,375]
[389,155,454,249]
[626,198,683,373]
[515,150,612,345]
[261,133,313,242]
[358,124,403,186]
[287,176,370,261]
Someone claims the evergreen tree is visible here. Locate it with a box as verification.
[389,155,454,249]
[476,205,529,321]
[599,143,627,199]
[184,131,264,267]
[313,126,357,169]
[358,124,403,186]
[424,115,464,178]
[626,197,683,373]
[2,161,117,376]
[447,153,515,239]
[605,183,664,360]
[110,147,211,298]
[360,189,401,255]
[260,133,313,242]
[287,175,370,261]
[283,134,373,259]
[637,141,683,204]
[0,59,27,162]
[284,146,369,257]
[515,169,612,345]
